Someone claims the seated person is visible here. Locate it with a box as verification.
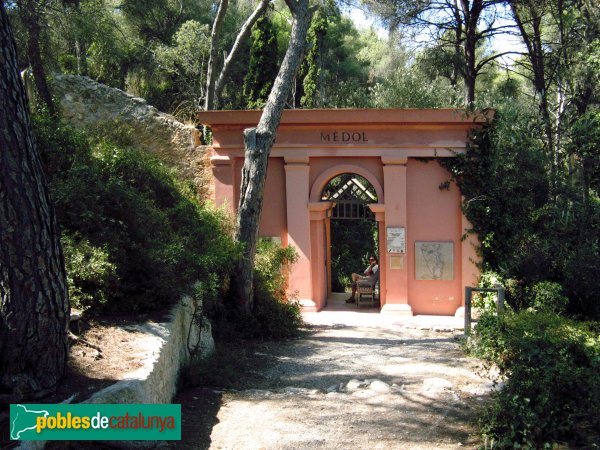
[345,256,379,303]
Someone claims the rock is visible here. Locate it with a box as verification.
[422,377,454,395]
[345,379,363,392]
[369,380,392,393]
[49,74,210,198]
[326,383,342,393]
[461,381,504,396]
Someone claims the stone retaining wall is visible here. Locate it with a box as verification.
[86,296,214,405]
[18,297,213,449]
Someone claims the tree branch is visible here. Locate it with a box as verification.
[214,0,271,106]
[204,0,229,111]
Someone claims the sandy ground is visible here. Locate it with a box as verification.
[170,295,494,450]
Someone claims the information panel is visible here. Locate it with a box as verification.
[386,227,406,253]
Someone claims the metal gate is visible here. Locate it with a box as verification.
[320,174,377,219]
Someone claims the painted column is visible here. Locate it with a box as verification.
[381,158,412,316]
[284,158,314,310]
[369,204,386,306]
[309,202,334,311]
[210,156,236,212]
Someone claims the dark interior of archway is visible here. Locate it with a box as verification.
[321,174,379,292]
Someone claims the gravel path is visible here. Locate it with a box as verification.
[172,298,494,450]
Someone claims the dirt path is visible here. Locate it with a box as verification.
[171,303,493,450]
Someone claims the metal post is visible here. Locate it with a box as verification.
[497,286,505,313]
[465,286,472,334]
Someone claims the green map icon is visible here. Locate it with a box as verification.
[10,404,49,440]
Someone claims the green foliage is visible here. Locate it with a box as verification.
[470,311,600,448]
[61,234,117,312]
[474,271,505,312]
[442,105,549,281]
[248,239,303,339]
[530,281,568,314]
[370,67,461,108]
[243,14,279,109]
[153,20,211,118]
[569,110,600,194]
[33,112,239,315]
[253,239,299,303]
[212,239,303,341]
[330,219,378,292]
[442,101,600,319]
[300,9,328,108]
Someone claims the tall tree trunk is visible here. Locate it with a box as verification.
[205,0,229,111]
[460,0,483,108]
[0,2,69,402]
[233,0,312,314]
[451,0,463,88]
[17,0,56,115]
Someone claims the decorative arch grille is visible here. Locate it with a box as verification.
[321,173,378,220]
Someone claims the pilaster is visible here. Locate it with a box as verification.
[284,158,313,309]
[381,158,412,316]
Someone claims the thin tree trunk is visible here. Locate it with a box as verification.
[460,0,482,108]
[17,0,56,115]
[213,0,271,108]
[451,0,463,87]
[0,2,69,401]
[233,0,312,313]
[205,0,229,111]
[511,2,557,193]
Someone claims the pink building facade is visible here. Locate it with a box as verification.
[198,109,491,316]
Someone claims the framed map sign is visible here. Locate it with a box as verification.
[386,227,406,253]
[415,241,454,280]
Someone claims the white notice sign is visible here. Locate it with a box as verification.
[387,227,406,253]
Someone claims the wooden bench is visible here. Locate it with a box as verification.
[356,282,378,307]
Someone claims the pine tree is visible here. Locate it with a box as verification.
[243,14,279,109]
[300,9,327,108]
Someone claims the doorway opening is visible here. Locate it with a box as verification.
[321,173,379,293]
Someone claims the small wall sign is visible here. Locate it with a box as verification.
[387,227,406,253]
[389,255,403,270]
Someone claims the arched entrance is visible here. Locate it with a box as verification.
[320,174,379,298]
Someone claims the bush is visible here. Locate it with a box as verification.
[62,234,117,312]
[475,271,505,312]
[530,281,568,314]
[470,310,600,448]
[212,239,303,341]
[330,218,378,292]
[34,113,239,315]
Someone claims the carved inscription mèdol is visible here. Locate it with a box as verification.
[320,131,368,143]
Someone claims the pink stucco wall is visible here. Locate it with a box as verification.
[407,159,462,315]
[258,158,287,241]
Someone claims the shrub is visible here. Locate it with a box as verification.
[213,239,303,341]
[530,281,568,314]
[34,113,239,315]
[475,271,505,312]
[62,234,117,312]
[471,310,600,448]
